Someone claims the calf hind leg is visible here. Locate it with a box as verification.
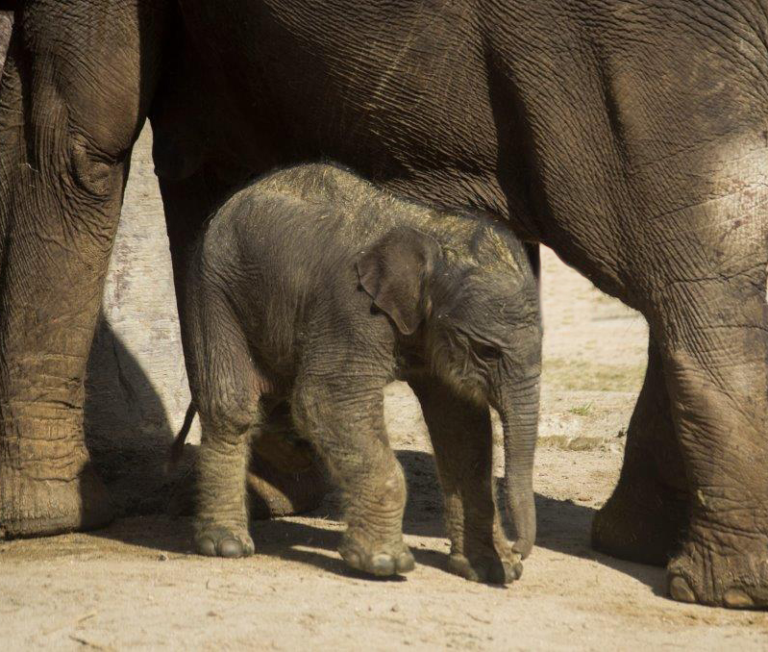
[158,169,329,518]
[189,296,262,559]
[247,400,328,518]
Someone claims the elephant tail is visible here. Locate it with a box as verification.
[166,402,197,472]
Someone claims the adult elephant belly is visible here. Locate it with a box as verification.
[165,0,768,609]
[170,0,539,240]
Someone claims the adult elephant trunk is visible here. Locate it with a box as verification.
[497,374,540,559]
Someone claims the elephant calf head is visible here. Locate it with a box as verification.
[357,222,541,404]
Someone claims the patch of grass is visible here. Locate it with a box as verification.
[542,359,646,393]
[568,403,594,417]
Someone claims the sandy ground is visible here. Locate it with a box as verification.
[2,251,767,650]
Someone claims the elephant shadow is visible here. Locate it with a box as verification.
[93,445,665,594]
[85,315,182,517]
[400,450,665,596]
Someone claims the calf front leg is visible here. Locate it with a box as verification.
[293,373,414,577]
[408,375,522,584]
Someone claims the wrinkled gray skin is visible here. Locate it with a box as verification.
[1,1,767,607]
[185,164,541,582]
[0,13,10,71]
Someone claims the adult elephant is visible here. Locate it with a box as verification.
[0,0,766,608]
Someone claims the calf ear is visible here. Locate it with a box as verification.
[355,226,439,335]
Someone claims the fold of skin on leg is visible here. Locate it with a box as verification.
[0,0,166,538]
[0,10,11,73]
[292,372,414,577]
[408,374,522,585]
[592,338,689,566]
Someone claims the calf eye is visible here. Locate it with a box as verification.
[476,344,502,360]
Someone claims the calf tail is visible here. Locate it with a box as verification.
[167,402,197,472]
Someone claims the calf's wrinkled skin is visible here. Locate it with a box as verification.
[0,1,767,607]
[183,163,541,582]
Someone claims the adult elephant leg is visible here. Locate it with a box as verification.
[592,338,688,565]
[0,0,165,538]
[157,169,328,518]
[649,229,768,607]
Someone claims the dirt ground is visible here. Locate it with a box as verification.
[2,250,767,650]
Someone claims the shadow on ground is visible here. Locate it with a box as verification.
[94,448,665,595]
[85,315,179,516]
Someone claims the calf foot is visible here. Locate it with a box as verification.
[195,524,255,558]
[667,540,768,609]
[448,530,523,585]
[339,530,415,577]
[449,552,522,584]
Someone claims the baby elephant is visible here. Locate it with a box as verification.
[183,163,541,584]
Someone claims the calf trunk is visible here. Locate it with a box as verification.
[498,375,540,558]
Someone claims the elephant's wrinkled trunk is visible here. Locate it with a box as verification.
[498,374,540,559]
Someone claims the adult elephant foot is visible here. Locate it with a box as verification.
[668,541,768,609]
[592,340,688,566]
[659,341,768,609]
[0,463,113,539]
